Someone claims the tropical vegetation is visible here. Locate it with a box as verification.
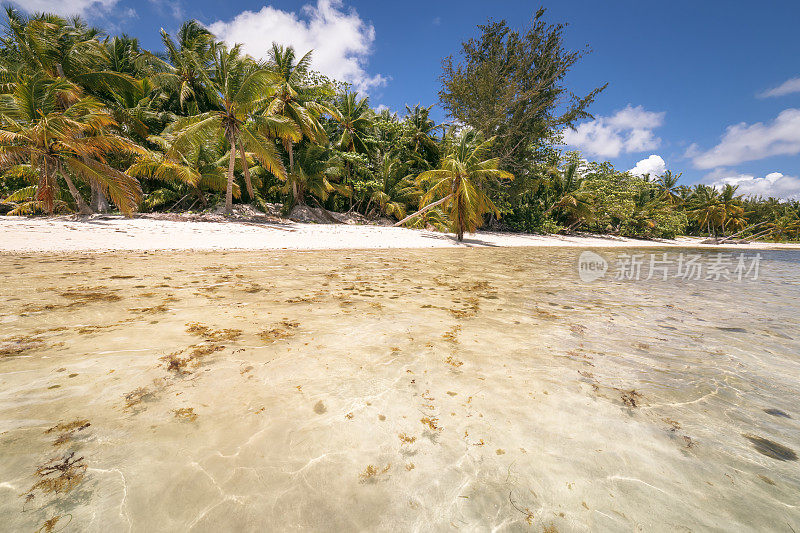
[1,8,798,242]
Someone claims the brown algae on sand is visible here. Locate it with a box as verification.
[1,248,800,531]
[25,452,87,496]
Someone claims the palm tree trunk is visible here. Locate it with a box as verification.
[225,137,236,215]
[238,142,254,201]
[393,194,453,227]
[62,173,92,215]
[456,196,465,241]
[288,142,294,173]
[90,182,109,213]
[292,181,302,207]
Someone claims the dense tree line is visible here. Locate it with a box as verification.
[0,8,798,241]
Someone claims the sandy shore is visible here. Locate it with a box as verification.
[1,215,799,252]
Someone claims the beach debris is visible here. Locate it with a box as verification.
[123,384,159,410]
[757,474,776,486]
[620,389,642,408]
[0,335,46,356]
[444,355,463,368]
[25,452,87,496]
[398,433,416,445]
[185,322,242,342]
[129,304,169,314]
[358,464,391,483]
[259,320,299,342]
[763,408,791,418]
[313,401,327,414]
[508,492,535,525]
[442,325,461,343]
[45,419,90,446]
[570,324,587,335]
[743,434,797,461]
[420,417,441,432]
[36,515,70,533]
[173,407,198,422]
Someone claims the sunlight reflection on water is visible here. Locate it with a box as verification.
[0,247,798,531]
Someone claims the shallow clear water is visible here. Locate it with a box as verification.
[0,248,798,532]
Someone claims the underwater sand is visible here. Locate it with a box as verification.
[0,248,798,531]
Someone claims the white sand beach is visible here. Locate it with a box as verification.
[2,215,800,252]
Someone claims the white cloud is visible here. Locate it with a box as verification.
[703,170,800,199]
[689,109,800,169]
[629,155,666,178]
[208,0,386,93]
[9,0,119,16]
[758,77,800,98]
[562,105,665,158]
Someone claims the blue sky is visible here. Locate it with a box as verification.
[16,0,800,197]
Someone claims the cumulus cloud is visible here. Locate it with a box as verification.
[703,170,800,199]
[629,155,666,178]
[208,0,386,93]
[758,77,800,98]
[562,105,665,158]
[9,0,119,16]
[688,109,800,169]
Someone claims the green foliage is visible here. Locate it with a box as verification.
[0,8,796,242]
[439,8,605,182]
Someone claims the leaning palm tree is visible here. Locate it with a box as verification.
[167,43,299,213]
[398,130,513,241]
[0,73,144,214]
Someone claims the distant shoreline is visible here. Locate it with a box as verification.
[2,215,799,253]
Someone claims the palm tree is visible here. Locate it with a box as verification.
[127,133,237,210]
[655,170,682,205]
[402,104,440,162]
[167,43,299,214]
[331,91,374,154]
[152,20,215,114]
[543,161,589,219]
[0,73,144,214]
[718,183,745,234]
[402,130,513,241]
[688,184,724,236]
[280,144,347,208]
[266,45,333,170]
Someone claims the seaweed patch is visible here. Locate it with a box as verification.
[45,419,90,447]
[25,452,87,496]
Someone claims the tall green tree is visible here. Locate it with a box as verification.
[439,8,605,181]
[167,43,298,213]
